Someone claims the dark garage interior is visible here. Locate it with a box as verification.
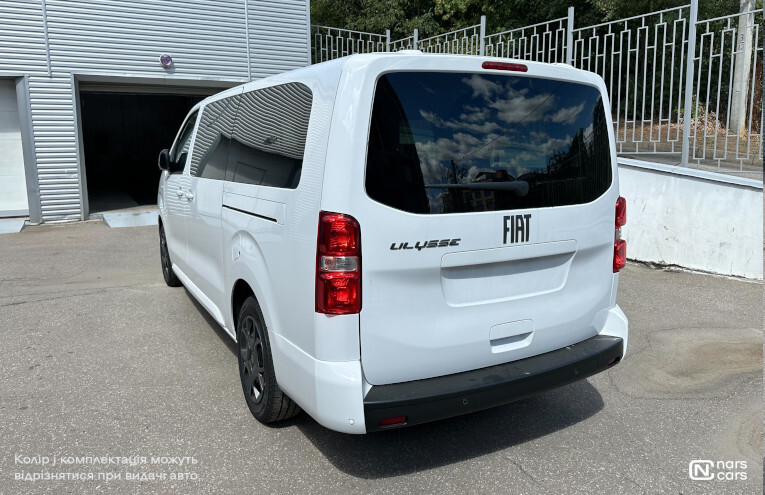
[80,91,206,214]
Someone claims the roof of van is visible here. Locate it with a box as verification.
[256,50,588,84]
[195,51,603,109]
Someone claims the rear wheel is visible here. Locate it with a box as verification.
[237,296,300,423]
[159,224,181,287]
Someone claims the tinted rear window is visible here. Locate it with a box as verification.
[365,72,612,214]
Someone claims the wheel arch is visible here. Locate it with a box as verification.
[231,278,255,332]
[224,231,281,342]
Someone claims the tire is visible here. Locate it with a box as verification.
[237,296,301,423]
[159,224,182,287]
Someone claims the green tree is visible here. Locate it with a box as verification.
[311,0,439,39]
[311,0,757,38]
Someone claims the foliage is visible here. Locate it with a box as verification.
[310,0,755,39]
[311,0,440,39]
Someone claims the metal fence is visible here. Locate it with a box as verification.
[690,10,763,169]
[309,1,764,176]
[571,6,692,156]
[417,23,484,55]
[485,17,569,63]
[388,34,416,52]
[310,25,388,63]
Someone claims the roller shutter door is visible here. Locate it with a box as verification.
[0,79,28,217]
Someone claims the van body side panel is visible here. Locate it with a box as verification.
[221,65,343,384]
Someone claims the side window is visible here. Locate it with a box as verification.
[189,95,241,180]
[227,83,312,189]
[170,110,198,172]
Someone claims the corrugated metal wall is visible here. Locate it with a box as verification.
[29,76,80,220]
[45,0,251,80]
[250,0,311,77]
[0,1,47,75]
[0,0,310,222]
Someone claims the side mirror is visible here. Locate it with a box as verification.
[171,152,187,174]
[158,149,171,172]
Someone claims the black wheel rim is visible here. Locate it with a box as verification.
[160,228,170,279]
[239,315,266,404]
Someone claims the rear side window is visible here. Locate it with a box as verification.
[190,95,240,180]
[365,72,612,214]
[190,95,241,180]
[227,83,312,189]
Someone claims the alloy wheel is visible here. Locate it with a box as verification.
[239,315,266,403]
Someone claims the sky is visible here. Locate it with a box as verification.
[384,71,603,187]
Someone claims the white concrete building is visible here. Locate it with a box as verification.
[0,0,310,223]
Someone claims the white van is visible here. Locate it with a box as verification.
[157,53,628,434]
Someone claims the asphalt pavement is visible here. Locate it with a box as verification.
[0,221,761,494]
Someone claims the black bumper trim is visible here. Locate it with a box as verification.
[364,334,623,432]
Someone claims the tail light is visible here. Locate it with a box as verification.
[613,197,627,273]
[482,61,528,72]
[615,196,627,229]
[316,211,361,314]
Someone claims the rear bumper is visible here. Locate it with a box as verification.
[363,334,623,432]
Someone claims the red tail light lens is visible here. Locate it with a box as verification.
[614,239,627,272]
[318,213,359,256]
[615,196,627,228]
[482,61,528,72]
[317,272,360,313]
[316,212,361,314]
[613,197,626,273]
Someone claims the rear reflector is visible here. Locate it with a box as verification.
[482,61,528,72]
[379,416,407,427]
[316,212,361,314]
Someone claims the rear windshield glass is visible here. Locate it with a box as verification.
[365,72,612,214]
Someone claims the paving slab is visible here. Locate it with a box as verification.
[0,218,25,234]
[102,209,158,228]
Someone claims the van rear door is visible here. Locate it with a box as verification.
[357,69,619,385]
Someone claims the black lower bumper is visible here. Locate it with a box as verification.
[364,334,623,432]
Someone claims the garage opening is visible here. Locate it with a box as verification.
[79,88,219,214]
